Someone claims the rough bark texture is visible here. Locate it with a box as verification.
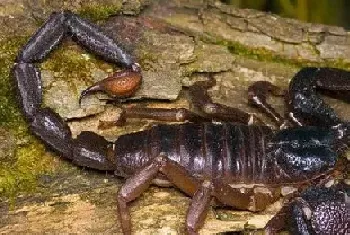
[0,0,349,234]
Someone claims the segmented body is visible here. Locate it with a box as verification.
[115,123,273,183]
[114,122,339,186]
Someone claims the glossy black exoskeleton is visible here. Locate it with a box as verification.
[266,182,349,234]
[291,183,349,234]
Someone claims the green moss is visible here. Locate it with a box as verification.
[0,33,118,199]
[41,43,93,78]
[0,36,63,199]
[226,40,350,70]
[78,3,123,22]
[199,35,350,70]
[41,41,115,94]
[0,37,29,129]
[0,139,58,198]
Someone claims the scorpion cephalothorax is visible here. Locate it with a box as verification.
[13,10,349,235]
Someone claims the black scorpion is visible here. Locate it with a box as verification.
[13,10,349,234]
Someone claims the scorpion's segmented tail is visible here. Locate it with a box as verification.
[13,10,141,170]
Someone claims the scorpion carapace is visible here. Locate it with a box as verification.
[13,10,349,235]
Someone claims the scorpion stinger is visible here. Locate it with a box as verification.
[78,69,142,106]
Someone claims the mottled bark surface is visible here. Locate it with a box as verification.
[0,0,349,234]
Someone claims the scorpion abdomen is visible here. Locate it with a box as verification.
[114,123,278,184]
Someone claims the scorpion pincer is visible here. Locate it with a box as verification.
[13,10,349,234]
[266,182,349,235]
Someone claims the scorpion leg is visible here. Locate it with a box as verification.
[116,74,263,125]
[186,181,213,235]
[213,181,252,210]
[248,81,286,127]
[188,75,263,125]
[288,67,350,126]
[116,107,212,126]
[117,155,202,234]
[117,161,160,234]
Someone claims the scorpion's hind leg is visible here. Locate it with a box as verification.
[186,181,213,235]
[117,155,258,234]
[185,180,252,235]
[288,67,350,126]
